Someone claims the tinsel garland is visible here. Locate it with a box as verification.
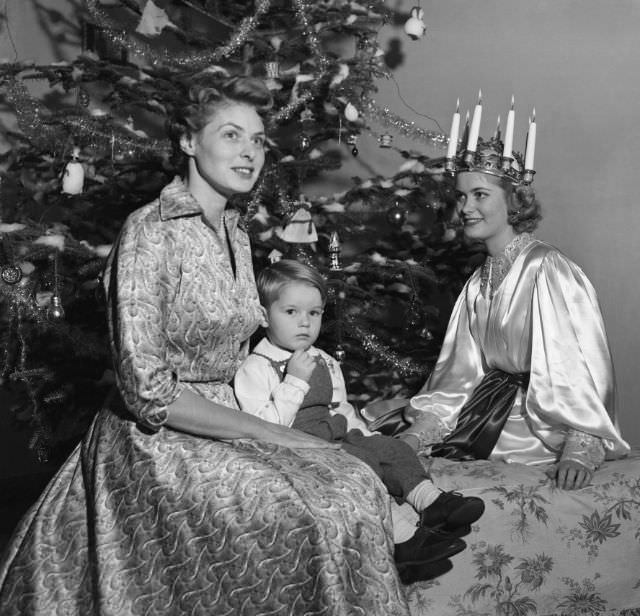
[344,315,427,377]
[5,77,170,157]
[362,96,447,147]
[83,0,272,69]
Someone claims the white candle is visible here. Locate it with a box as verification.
[466,89,482,152]
[446,98,460,159]
[503,95,515,158]
[525,108,536,170]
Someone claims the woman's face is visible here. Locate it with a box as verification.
[456,172,516,254]
[181,102,266,198]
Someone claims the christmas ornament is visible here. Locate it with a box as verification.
[298,133,311,151]
[76,87,90,108]
[264,61,282,91]
[344,102,359,122]
[419,327,434,340]
[1,264,22,285]
[404,7,426,40]
[135,0,175,37]
[347,133,358,157]
[387,202,406,227]
[47,294,65,321]
[61,147,84,195]
[329,231,341,271]
[276,203,318,244]
[403,303,423,332]
[334,345,346,362]
[378,133,393,148]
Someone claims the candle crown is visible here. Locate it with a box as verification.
[445,136,535,186]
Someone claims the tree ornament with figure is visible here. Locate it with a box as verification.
[0,0,478,461]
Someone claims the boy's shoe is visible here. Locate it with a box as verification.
[394,526,466,567]
[397,557,453,585]
[419,490,485,531]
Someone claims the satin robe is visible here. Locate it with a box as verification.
[411,239,629,465]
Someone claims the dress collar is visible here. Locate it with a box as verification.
[253,337,321,360]
[159,176,240,232]
[480,232,535,298]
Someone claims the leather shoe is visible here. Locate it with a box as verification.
[419,490,485,531]
[397,558,453,585]
[394,526,466,567]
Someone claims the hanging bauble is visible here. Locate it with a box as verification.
[351,145,359,157]
[334,345,346,363]
[298,133,311,151]
[76,87,90,108]
[346,133,358,157]
[403,304,424,332]
[387,202,407,227]
[379,133,393,148]
[344,102,359,122]
[61,147,84,195]
[47,294,65,321]
[419,326,434,340]
[1,264,22,285]
[404,6,426,40]
[264,61,282,91]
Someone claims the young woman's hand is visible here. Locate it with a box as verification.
[286,350,316,382]
[546,460,593,490]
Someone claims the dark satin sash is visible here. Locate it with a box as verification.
[430,369,529,460]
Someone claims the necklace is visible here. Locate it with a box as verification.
[480,233,534,299]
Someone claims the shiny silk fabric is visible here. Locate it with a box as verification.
[0,177,409,615]
[411,238,629,465]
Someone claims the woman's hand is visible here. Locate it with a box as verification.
[547,460,593,490]
[259,421,341,449]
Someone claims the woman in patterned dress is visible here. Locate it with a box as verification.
[0,74,412,616]
[403,139,629,490]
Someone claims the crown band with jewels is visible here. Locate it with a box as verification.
[443,93,536,186]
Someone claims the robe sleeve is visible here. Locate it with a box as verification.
[527,251,629,459]
[105,211,184,429]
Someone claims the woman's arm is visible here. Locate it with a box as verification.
[166,388,338,448]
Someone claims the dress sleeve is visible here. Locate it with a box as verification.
[105,213,184,429]
[527,251,629,460]
[234,354,306,426]
[409,279,485,432]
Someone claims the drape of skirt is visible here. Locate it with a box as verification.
[0,401,409,616]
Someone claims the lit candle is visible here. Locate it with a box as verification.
[466,89,482,152]
[446,98,460,159]
[503,95,515,159]
[525,108,536,170]
[494,115,501,140]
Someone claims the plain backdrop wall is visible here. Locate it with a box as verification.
[1,1,638,460]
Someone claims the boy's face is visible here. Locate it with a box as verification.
[263,282,323,352]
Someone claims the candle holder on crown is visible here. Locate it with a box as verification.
[523,169,536,185]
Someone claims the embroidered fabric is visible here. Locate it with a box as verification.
[560,428,606,471]
[480,232,534,299]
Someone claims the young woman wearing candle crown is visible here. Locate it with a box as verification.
[401,110,629,490]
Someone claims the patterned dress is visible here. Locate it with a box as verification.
[0,178,409,616]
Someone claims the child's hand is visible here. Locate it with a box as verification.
[287,350,317,382]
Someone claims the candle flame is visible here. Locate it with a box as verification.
[532,107,536,121]
[478,89,482,104]
[456,98,460,112]
[510,95,515,108]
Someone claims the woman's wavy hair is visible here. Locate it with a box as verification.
[166,69,273,172]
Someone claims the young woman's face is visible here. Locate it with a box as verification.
[181,102,266,197]
[456,172,516,253]
[263,282,324,352]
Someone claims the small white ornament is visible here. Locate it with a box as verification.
[404,6,426,40]
[62,148,84,195]
[276,204,318,244]
[344,102,359,122]
[136,0,175,37]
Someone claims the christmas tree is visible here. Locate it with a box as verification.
[0,0,478,463]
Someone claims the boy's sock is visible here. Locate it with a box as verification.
[391,501,420,543]
[406,479,441,512]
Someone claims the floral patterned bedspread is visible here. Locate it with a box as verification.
[405,449,640,616]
